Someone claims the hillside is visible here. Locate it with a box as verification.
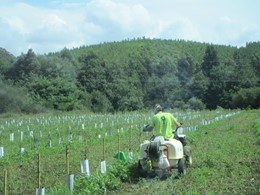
[67,38,236,66]
[0,39,260,114]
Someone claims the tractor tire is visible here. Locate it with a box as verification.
[178,158,187,175]
[186,156,192,167]
[184,145,192,166]
[138,160,148,178]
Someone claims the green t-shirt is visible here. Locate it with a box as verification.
[151,111,177,139]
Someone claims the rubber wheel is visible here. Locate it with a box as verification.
[138,160,148,178]
[184,146,192,167]
[178,158,187,175]
[186,156,192,167]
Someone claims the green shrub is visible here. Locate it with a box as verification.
[74,171,120,194]
[232,87,260,109]
[26,76,81,111]
[255,119,260,143]
[0,83,33,114]
[187,97,206,110]
[73,160,139,194]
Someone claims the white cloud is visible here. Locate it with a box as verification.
[237,23,260,46]
[210,15,260,46]
[220,16,233,24]
[0,2,86,55]
[158,18,201,41]
[242,23,258,33]
[6,16,29,35]
[0,0,259,56]
[0,19,27,55]
[42,14,67,29]
[85,0,152,33]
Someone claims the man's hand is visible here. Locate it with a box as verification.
[175,122,182,128]
[143,124,149,132]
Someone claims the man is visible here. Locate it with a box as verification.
[143,104,181,139]
[144,104,192,165]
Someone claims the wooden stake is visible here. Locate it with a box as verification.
[84,139,88,160]
[66,145,70,174]
[130,125,132,151]
[38,153,41,188]
[139,131,142,145]
[118,134,120,159]
[4,169,7,195]
[102,138,105,160]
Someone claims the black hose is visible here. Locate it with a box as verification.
[148,141,160,159]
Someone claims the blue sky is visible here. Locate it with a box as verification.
[0,0,259,56]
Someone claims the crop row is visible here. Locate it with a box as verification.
[0,110,241,160]
[0,110,240,194]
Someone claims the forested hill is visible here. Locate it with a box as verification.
[69,39,235,65]
[0,38,259,114]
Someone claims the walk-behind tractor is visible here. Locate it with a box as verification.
[138,126,192,179]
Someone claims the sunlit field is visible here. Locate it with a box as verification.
[0,109,259,194]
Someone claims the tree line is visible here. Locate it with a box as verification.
[0,38,259,114]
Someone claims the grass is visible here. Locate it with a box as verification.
[0,110,259,194]
[110,110,260,195]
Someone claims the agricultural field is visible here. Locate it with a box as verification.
[0,109,259,194]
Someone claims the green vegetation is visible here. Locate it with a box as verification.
[111,110,260,195]
[0,110,259,194]
[255,118,260,144]
[1,38,259,193]
[0,39,260,114]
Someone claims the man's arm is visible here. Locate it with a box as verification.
[174,121,181,128]
[143,125,154,132]
[147,125,154,132]
[171,113,181,128]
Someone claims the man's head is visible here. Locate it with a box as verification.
[154,104,162,114]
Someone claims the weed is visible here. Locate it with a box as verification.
[1,110,259,194]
